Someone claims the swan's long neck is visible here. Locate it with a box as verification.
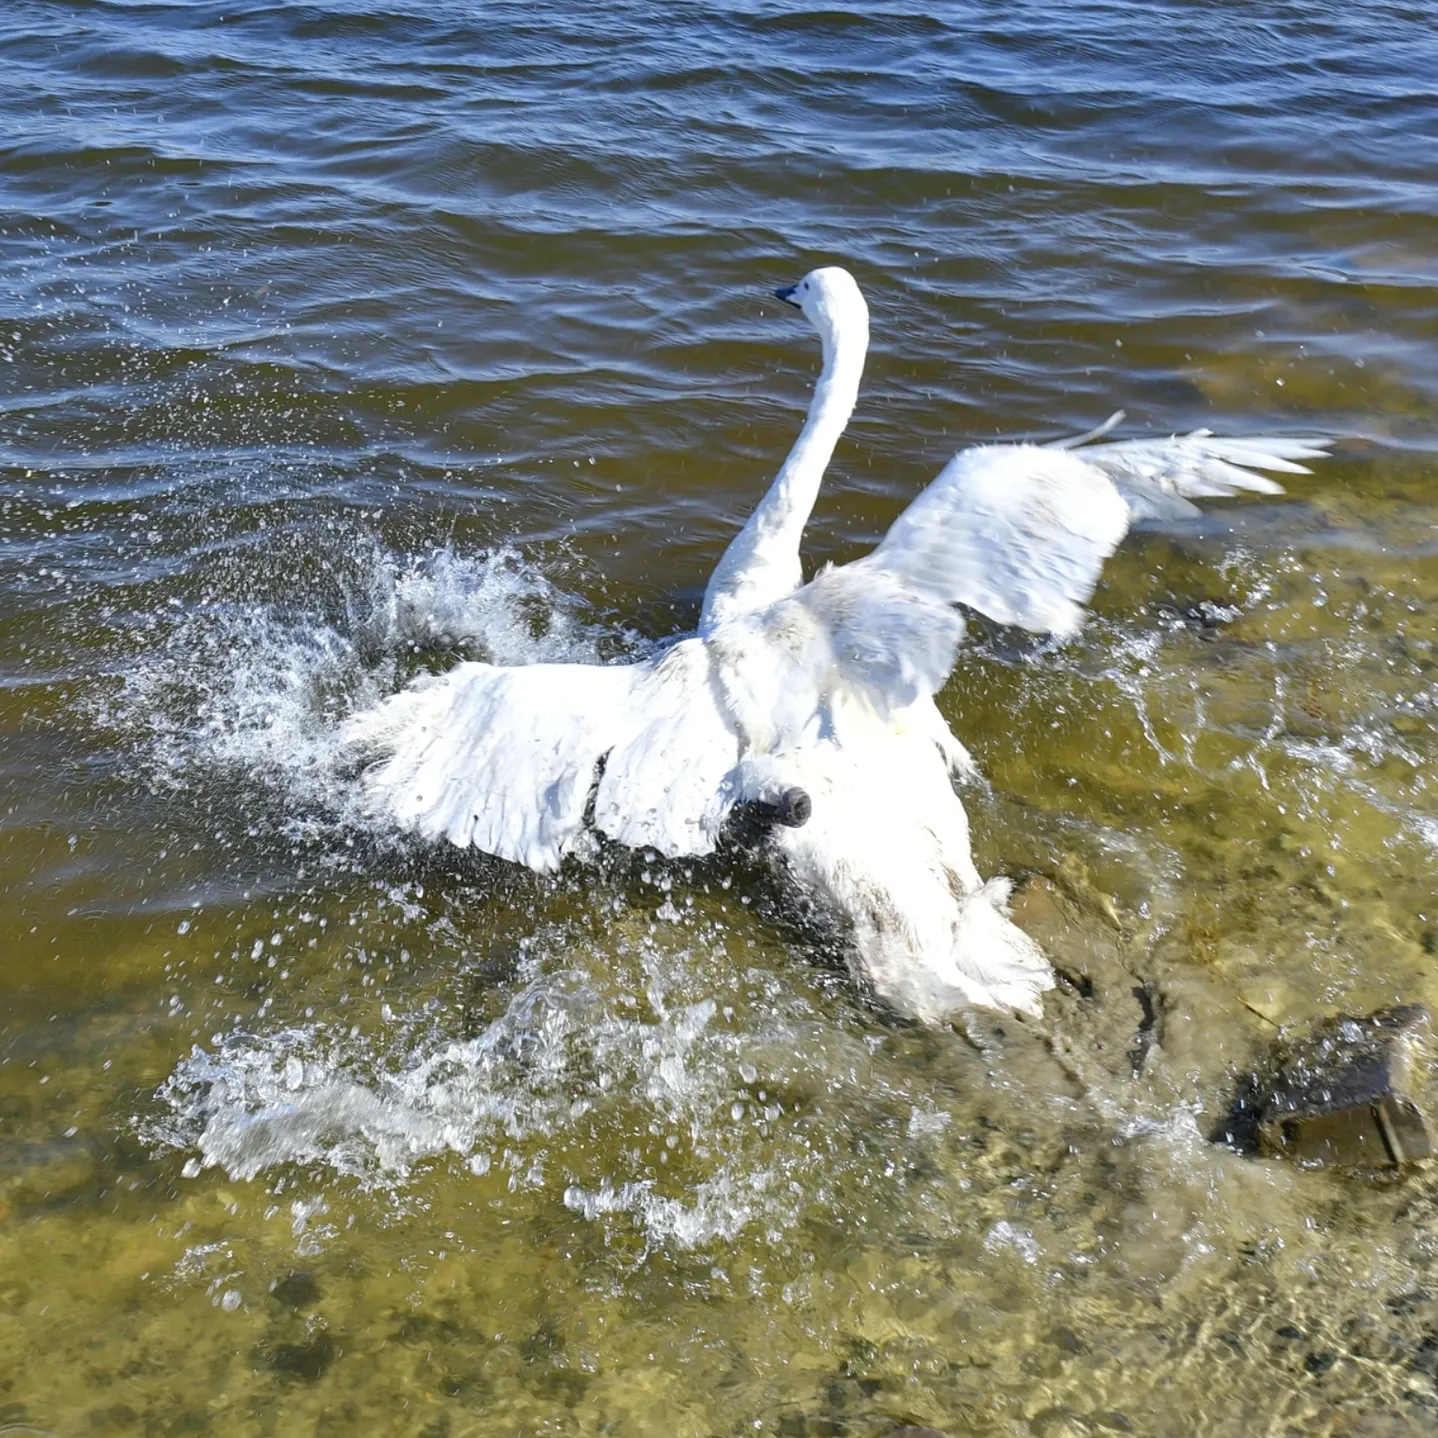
[700,314,867,633]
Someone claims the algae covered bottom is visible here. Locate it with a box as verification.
[2,1,1438,1434]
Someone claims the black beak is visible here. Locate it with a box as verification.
[774,283,800,308]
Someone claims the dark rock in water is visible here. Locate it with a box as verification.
[269,1270,321,1309]
[1092,1414,1136,1434]
[1156,597,1243,640]
[92,1403,139,1428]
[1214,1004,1434,1167]
[881,1428,948,1438]
[1027,1409,1093,1437]
[1048,1324,1085,1354]
[258,1333,337,1381]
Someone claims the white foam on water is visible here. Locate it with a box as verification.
[363,546,621,665]
[983,1218,1040,1265]
[164,1036,455,1183]
[561,1170,774,1249]
[1095,627,1176,765]
[144,927,867,1251]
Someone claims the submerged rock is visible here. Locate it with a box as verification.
[1216,1004,1435,1167]
[257,1333,337,1381]
[268,1270,321,1310]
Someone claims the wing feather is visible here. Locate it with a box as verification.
[714,447,1130,739]
[342,649,743,869]
[865,444,1133,638]
[1072,429,1328,516]
[593,639,742,856]
[342,660,643,871]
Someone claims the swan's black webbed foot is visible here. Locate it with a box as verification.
[726,786,813,843]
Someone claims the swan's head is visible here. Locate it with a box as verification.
[774,266,868,347]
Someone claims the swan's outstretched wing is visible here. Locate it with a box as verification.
[863,444,1133,639]
[591,640,741,855]
[342,641,741,870]
[342,660,640,870]
[712,447,1125,750]
[742,430,1325,730]
[863,429,1325,639]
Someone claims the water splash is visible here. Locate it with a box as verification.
[144,917,867,1250]
[94,540,637,838]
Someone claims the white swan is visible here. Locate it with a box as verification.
[342,266,1326,1019]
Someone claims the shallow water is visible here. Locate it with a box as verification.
[3,2,1438,1434]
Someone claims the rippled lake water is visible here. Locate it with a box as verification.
[3,2,1438,1434]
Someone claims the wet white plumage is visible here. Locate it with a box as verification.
[343,266,1326,1019]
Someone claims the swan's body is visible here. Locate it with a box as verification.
[343,267,1326,1019]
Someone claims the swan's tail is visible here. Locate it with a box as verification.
[947,878,1054,1016]
[764,729,1055,1021]
[850,875,1053,1022]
